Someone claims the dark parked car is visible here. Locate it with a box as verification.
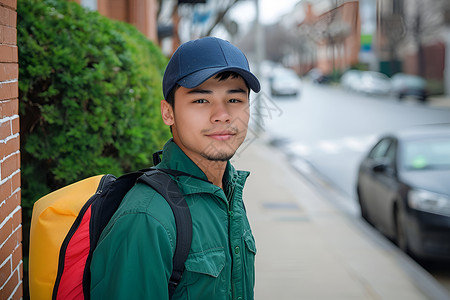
[306,68,331,84]
[356,124,450,261]
[390,73,428,102]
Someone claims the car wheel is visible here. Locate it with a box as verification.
[395,206,409,253]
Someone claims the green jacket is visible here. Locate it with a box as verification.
[90,139,256,300]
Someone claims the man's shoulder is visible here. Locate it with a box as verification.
[110,182,176,226]
[97,182,177,245]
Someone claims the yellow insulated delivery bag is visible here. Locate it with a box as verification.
[29,175,104,299]
[28,166,193,300]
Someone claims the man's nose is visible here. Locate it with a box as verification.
[211,102,231,123]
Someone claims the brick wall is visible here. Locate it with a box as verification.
[0,0,22,299]
[72,0,158,42]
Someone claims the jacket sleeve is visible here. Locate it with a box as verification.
[90,211,175,299]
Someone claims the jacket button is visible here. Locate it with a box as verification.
[234,246,240,254]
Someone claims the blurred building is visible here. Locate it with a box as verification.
[72,0,159,42]
[300,0,360,75]
[279,0,361,76]
[376,0,448,94]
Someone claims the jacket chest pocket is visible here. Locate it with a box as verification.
[181,248,227,299]
[243,230,257,261]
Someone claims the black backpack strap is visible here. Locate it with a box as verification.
[137,169,192,299]
[152,150,163,165]
[82,172,147,299]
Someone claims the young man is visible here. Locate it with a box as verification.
[90,37,260,299]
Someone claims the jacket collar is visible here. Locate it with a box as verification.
[157,139,249,198]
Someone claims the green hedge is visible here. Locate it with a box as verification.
[18,0,170,217]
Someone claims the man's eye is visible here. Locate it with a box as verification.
[193,99,208,103]
[229,99,242,103]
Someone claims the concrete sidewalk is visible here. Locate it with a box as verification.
[428,95,450,110]
[233,137,450,300]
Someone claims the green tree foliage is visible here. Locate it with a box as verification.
[18,0,170,218]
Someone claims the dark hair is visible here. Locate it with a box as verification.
[165,71,250,108]
[165,84,179,108]
[214,71,250,92]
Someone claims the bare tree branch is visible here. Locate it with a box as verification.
[205,0,240,36]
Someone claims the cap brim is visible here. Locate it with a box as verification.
[177,67,261,93]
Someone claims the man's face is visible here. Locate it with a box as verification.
[161,75,250,164]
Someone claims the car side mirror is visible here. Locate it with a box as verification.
[372,158,395,174]
[372,157,393,173]
[373,163,387,173]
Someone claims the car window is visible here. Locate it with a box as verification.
[402,138,450,170]
[385,141,396,166]
[368,138,392,159]
[385,142,397,162]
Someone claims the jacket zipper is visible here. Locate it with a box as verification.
[95,174,114,195]
[225,180,236,298]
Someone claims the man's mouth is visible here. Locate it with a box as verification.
[206,131,236,141]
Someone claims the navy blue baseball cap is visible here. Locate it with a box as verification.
[162,37,261,99]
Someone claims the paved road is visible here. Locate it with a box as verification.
[256,82,450,202]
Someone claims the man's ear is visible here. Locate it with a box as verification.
[161,100,174,126]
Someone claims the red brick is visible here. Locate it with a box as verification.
[16,224,21,242]
[0,120,10,139]
[1,98,18,117]
[0,268,19,300]
[11,282,23,300]
[0,81,18,100]
[0,228,17,263]
[0,206,20,232]
[0,5,15,27]
[0,219,20,252]
[0,183,8,202]
[11,206,20,228]
[0,63,17,81]
[0,98,18,118]
[0,178,11,202]
[0,255,10,286]
[11,171,19,191]
[11,242,21,271]
[10,115,18,133]
[0,1,17,10]
[0,45,17,62]
[3,135,20,155]
[0,183,20,218]
[1,152,19,178]
[0,215,12,246]
[0,24,16,44]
